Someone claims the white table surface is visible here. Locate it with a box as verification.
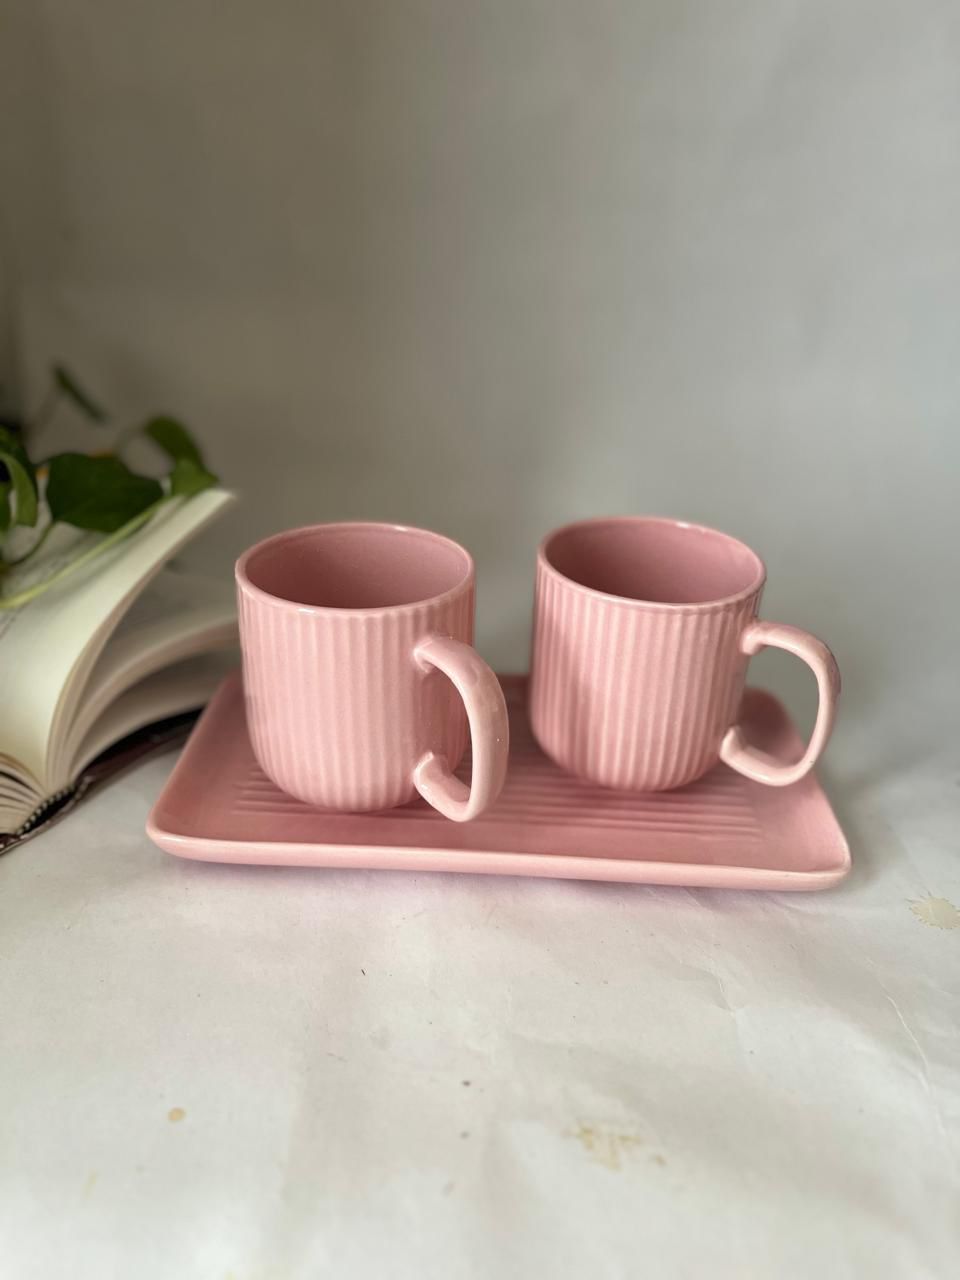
[2,662,958,1280]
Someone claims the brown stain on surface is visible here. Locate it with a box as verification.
[909,897,960,930]
[168,1107,186,1123]
[82,1171,98,1198]
[568,1123,646,1172]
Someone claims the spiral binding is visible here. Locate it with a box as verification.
[14,784,77,837]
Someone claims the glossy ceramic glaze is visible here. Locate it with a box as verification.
[236,523,508,820]
[530,517,840,790]
[147,673,851,890]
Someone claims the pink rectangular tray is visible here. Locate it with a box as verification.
[147,673,850,890]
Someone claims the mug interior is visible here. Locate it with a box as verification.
[543,518,764,606]
[240,523,472,609]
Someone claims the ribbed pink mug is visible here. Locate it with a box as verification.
[529,517,840,791]
[236,523,509,820]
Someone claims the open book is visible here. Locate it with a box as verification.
[0,489,237,841]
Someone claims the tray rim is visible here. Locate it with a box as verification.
[146,673,852,891]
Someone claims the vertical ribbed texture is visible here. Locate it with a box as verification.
[238,584,473,810]
[530,566,760,791]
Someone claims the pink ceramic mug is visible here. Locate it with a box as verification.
[236,523,509,820]
[529,517,840,791]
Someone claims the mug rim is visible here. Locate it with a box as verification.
[236,521,475,615]
[538,515,767,612]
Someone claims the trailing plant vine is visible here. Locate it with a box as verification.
[0,364,218,609]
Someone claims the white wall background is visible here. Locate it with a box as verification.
[2,1,958,766]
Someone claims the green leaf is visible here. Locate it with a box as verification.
[46,453,163,532]
[0,425,39,527]
[143,417,218,497]
[0,480,10,532]
[54,364,108,422]
[168,456,217,498]
[144,416,205,467]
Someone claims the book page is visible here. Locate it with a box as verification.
[57,569,237,780]
[0,490,235,788]
[70,654,235,776]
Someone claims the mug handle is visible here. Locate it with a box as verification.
[412,636,510,821]
[719,621,840,787]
